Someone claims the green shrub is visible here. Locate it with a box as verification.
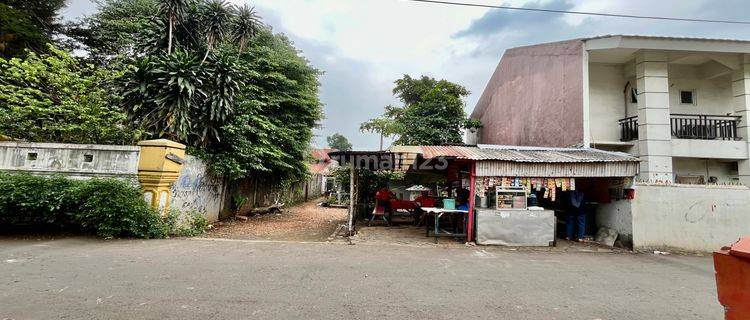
[0,173,167,238]
[0,173,77,225]
[163,209,208,237]
[69,178,167,238]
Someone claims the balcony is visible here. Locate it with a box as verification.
[619,114,741,142]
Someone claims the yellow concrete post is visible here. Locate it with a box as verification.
[137,139,186,214]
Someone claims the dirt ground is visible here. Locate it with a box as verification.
[204,198,347,241]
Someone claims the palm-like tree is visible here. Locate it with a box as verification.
[200,0,234,63]
[161,0,189,54]
[232,5,263,54]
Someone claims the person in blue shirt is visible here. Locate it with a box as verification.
[567,190,586,242]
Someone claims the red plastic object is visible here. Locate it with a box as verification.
[729,237,750,260]
[714,237,750,320]
[389,200,418,210]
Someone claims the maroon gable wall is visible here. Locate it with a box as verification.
[471,39,584,147]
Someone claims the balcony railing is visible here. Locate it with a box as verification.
[619,116,639,141]
[619,114,741,141]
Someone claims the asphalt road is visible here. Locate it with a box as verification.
[0,237,721,320]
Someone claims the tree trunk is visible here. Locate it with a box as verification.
[168,15,174,54]
[202,38,212,63]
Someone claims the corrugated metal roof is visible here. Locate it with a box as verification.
[409,145,638,163]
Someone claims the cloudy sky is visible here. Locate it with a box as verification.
[62,0,750,149]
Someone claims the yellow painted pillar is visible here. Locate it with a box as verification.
[137,139,186,214]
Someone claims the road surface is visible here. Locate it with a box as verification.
[0,237,721,319]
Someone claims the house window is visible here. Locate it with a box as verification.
[27,152,38,161]
[680,90,696,105]
[83,154,94,162]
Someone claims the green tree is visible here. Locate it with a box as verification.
[362,75,481,146]
[202,33,322,182]
[232,5,262,54]
[119,50,210,144]
[360,111,397,150]
[326,133,353,151]
[65,0,160,60]
[0,0,67,57]
[0,45,139,144]
[161,0,189,54]
[78,0,321,183]
[199,0,232,63]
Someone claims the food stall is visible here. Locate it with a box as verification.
[475,181,555,246]
[412,145,640,246]
[329,145,639,246]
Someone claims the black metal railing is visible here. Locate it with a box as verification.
[618,114,741,141]
[618,116,639,141]
[670,114,740,140]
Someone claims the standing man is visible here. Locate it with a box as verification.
[567,190,586,242]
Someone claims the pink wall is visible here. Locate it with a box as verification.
[472,39,584,147]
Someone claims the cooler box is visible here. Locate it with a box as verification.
[714,237,750,320]
[442,199,456,210]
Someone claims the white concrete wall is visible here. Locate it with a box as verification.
[588,63,736,143]
[0,141,139,179]
[671,139,748,160]
[170,155,226,222]
[588,63,628,143]
[595,199,633,245]
[668,65,733,115]
[631,184,750,252]
[672,158,739,183]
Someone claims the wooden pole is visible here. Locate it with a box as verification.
[467,162,477,243]
[348,161,355,235]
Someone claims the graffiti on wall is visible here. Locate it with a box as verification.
[170,155,225,222]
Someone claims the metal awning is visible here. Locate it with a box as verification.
[388,144,640,177]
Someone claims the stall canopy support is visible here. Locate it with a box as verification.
[467,162,476,243]
[347,161,355,236]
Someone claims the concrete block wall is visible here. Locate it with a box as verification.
[0,142,225,222]
[595,199,633,246]
[631,184,750,252]
[0,141,140,180]
[170,155,227,222]
[597,183,750,252]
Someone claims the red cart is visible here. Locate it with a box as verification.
[714,237,750,320]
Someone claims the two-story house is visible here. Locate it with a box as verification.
[470,35,750,185]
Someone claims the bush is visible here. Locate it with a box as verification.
[0,173,167,238]
[163,209,208,237]
[69,178,168,238]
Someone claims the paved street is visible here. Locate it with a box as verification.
[1,237,721,320]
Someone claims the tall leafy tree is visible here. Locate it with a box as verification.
[360,110,397,150]
[65,0,160,60]
[232,5,262,54]
[203,32,322,182]
[199,0,233,63]
[119,50,208,143]
[361,75,481,146]
[327,133,353,151]
[0,0,66,57]
[0,45,139,144]
[161,0,188,54]
[82,0,322,183]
